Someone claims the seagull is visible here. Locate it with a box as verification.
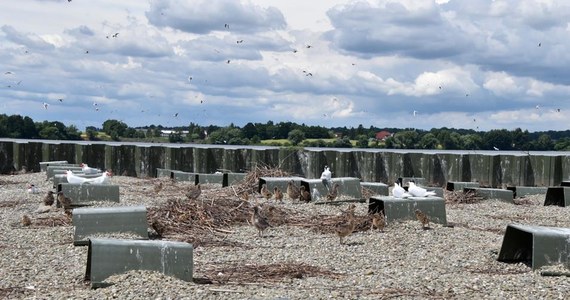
[224,23,229,29]
[174,113,178,117]
[413,110,418,117]
[43,102,49,109]
[58,98,63,102]
[408,181,436,197]
[493,146,500,151]
[306,45,312,48]
[236,40,244,44]
[80,163,101,175]
[226,60,231,64]
[112,33,119,38]
[392,182,412,198]
[320,166,332,191]
[188,76,192,82]
[4,71,13,75]
[538,42,541,47]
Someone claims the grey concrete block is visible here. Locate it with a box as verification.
[73,206,148,246]
[464,187,513,202]
[360,182,389,196]
[446,181,480,191]
[85,239,193,288]
[58,183,120,205]
[368,196,447,225]
[498,224,570,270]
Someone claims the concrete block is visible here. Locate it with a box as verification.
[301,177,362,201]
[506,186,548,198]
[46,165,82,181]
[446,181,480,191]
[39,160,70,172]
[398,177,426,187]
[171,171,198,183]
[360,182,389,196]
[225,172,247,186]
[560,181,570,187]
[156,168,172,178]
[368,196,447,225]
[197,173,224,185]
[464,187,513,202]
[73,206,149,246]
[498,224,570,270]
[85,239,193,288]
[544,187,570,207]
[58,183,120,205]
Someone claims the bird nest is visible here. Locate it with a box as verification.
[199,262,343,284]
[444,189,484,204]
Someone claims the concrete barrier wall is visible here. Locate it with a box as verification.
[1,139,569,187]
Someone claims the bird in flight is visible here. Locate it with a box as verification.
[43,102,49,109]
[236,40,243,44]
[224,23,229,29]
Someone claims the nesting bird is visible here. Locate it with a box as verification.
[43,190,55,206]
[273,187,283,202]
[22,215,32,227]
[299,186,311,202]
[185,183,201,200]
[27,184,39,194]
[392,182,412,198]
[251,206,271,237]
[260,183,272,200]
[371,211,386,232]
[286,180,300,201]
[408,181,436,197]
[415,209,430,229]
[326,183,340,201]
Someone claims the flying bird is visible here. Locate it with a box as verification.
[43,102,49,110]
[174,113,179,118]
[493,146,500,151]
[226,60,231,64]
[408,181,436,197]
[112,33,119,38]
[58,98,63,102]
[538,42,541,47]
[413,110,418,117]
[236,40,243,44]
[224,23,229,29]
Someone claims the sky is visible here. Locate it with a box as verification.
[1,0,570,132]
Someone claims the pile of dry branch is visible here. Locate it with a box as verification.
[444,189,484,204]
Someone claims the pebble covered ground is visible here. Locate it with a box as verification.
[1,171,569,299]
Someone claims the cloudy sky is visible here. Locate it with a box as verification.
[1,0,569,132]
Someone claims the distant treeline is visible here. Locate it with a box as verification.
[1,114,570,150]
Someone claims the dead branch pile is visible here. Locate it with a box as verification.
[361,187,375,200]
[33,214,72,227]
[234,165,292,196]
[444,190,484,204]
[200,262,343,284]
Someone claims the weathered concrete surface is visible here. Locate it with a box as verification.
[1,139,570,189]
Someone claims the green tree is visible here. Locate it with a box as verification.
[355,134,369,148]
[419,133,439,149]
[287,129,305,146]
[102,119,128,138]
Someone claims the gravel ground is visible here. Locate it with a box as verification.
[1,171,569,299]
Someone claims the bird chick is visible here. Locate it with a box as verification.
[299,186,311,202]
[186,183,201,200]
[260,183,272,200]
[273,187,283,202]
[22,215,32,227]
[286,180,300,201]
[43,190,55,206]
[251,206,271,237]
[335,213,356,245]
[154,181,164,194]
[57,191,72,210]
[371,211,386,232]
[415,209,430,229]
[327,183,340,201]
